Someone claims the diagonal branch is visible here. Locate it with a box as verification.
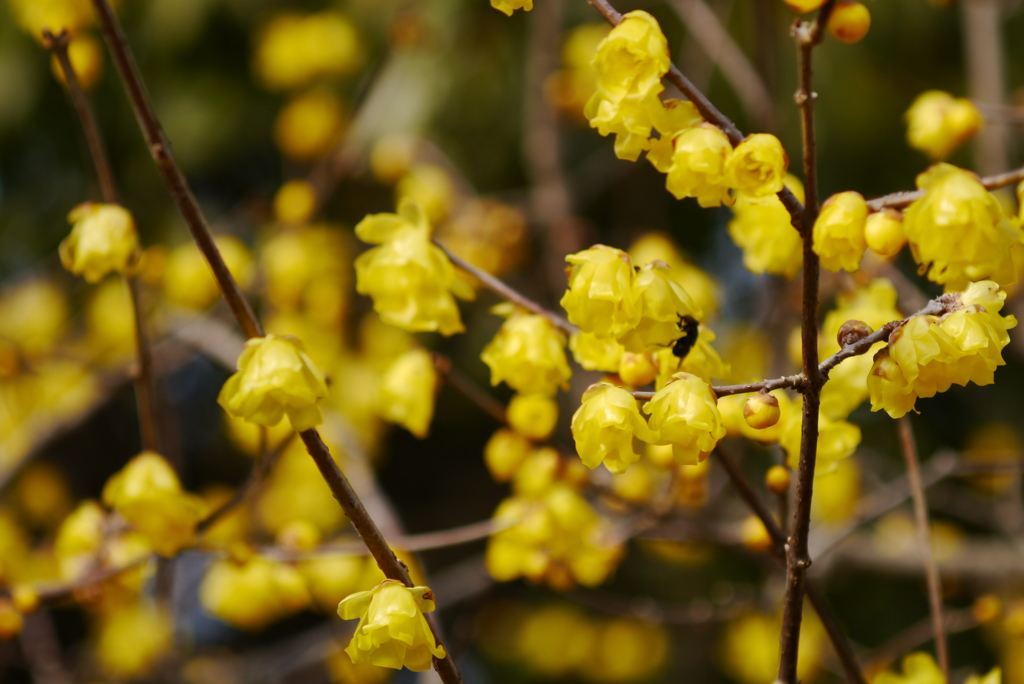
[866,163,1024,211]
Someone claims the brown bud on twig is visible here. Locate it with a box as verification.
[837,320,874,348]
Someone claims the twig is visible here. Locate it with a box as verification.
[19,610,75,684]
[667,0,774,130]
[433,355,508,425]
[434,238,578,335]
[898,417,950,683]
[778,6,835,683]
[633,374,804,401]
[713,448,867,684]
[88,2,463,679]
[584,0,806,232]
[866,164,1024,211]
[861,609,975,673]
[43,27,161,455]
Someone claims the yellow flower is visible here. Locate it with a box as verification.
[903,163,1021,291]
[102,452,206,557]
[628,232,721,319]
[355,200,471,336]
[396,164,456,224]
[867,347,918,419]
[274,89,346,160]
[261,225,350,324]
[725,133,788,199]
[254,11,362,91]
[481,305,571,396]
[780,398,861,473]
[619,351,658,387]
[95,601,173,678]
[571,383,655,473]
[59,203,140,283]
[865,209,907,257]
[0,278,67,360]
[645,99,704,172]
[378,349,437,438]
[906,91,984,160]
[561,246,640,338]
[965,668,1002,684]
[585,11,671,161]
[617,261,702,352]
[484,428,533,481]
[273,180,318,225]
[665,124,734,207]
[873,652,945,684]
[0,599,22,640]
[643,373,726,465]
[569,331,625,372]
[508,394,559,441]
[728,174,804,279]
[812,456,860,525]
[218,334,330,431]
[581,618,670,682]
[743,393,780,430]
[200,554,310,631]
[653,326,729,389]
[491,0,533,15]
[827,2,871,44]
[162,234,255,310]
[813,191,868,272]
[9,0,96,38]
[54,500,106,581]
[338,580,446,672]
[513,447,561,497]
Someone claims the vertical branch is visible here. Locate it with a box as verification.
[43,28,160,454]
[898,416,950,683]
[778,5,834,683]
[87,3,463,679]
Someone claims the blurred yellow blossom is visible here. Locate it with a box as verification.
[873,652,945,684]
[162,234,254,310]
[481,305,571,396]
[396,164,455,224]
[377,349,437,438]
[51,32,104,90]
[0,278,67,360]
[906,91,984,160]
[200,554,310,631]
[484,429,533,482]
[728,174,804,278]
[507,394,559,441]
[491,0,533,15]
[274,89,345,160]
[719,610,827,684]
[569,331,625,372]
[254,11,362,90]
[813,191,868,273]
[95,601,173,678]
[59,203,140,283]
[273,180,318,225]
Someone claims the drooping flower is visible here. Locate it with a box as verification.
[354,199,473,336]
[643,372,726,465]
[561,246,640,338]
[628,232,722,319]
[812,191,868,273]
[481,305,571,396]
[725,134,788,199]
[338,579,446,672]
[217,334,330,431]
[377,349,438,438]
[902,163,1022,291]
[571,383,655,473]
[200,553,311,631]
[617,261,702,352]
[865,209,907,258]
[905,91,984,160]
[59,203,141,283]
[102,452,206,557]
[728,174,804,279]
[665,124,734,207]
[569,331,625,372]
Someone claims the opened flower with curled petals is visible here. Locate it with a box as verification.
[812,191,868,273]
[665,124,734,208]
[643,372,726,465]
[338,580,446,672]
[481,304,571,396]
[725,133,788,199]
[354,199,473,336]
[571,383,655,474]
[561,246,640,339]
[217,334,329,431]
[378,348,437,438]
[617,261,702,353]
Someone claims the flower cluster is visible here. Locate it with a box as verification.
[902,164,1022,291]
[869,281,1017,418]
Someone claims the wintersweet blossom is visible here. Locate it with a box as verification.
[905,91,984,160]
[480,305,571,396]
[617,261,702,352]
[217,334,329,431]
[728,174,804,279]
[665,124,734,207]
[561,246,640,338]
[571,383,655,473]
[725,133,788,199]
[812,191,868,273]
[59,203,140,283]
[354,200,473,336]
[643,372,726,465]
[378,349,437,438]
[338,580,446,672]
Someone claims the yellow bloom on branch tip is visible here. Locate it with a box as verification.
[481,305,571,396]
[338,580,446,672]
[561,245,639,339]
[102,452,206,557]
[355,199,471,336]
[378,349,437,438]
[812,191,868,273]
[218,334,329,432]
[571,383,655,474]
[643,373,726,465]
[59,203,141,283]
[725,133,788,199]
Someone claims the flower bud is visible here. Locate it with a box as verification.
[971,594,1002,626]
[765,465,791,495]
[864,210,907,257]
[739,515,773,553]
[508,394,559,441]
[837,319,874,348]
[619,352,658,387]
[743,393,781,430]
[484,429,533,481]
[812,191,868,273]
[273,180,317,225]
[827,2,871,44]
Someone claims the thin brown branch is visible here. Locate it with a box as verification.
[866,164,1024,211]
[584,0,805,232]
[434,239,578,335]
[898,417,950,683]
[713,448,867,684]
[43,27,161,454]
[433,355,508,425]
[861,608,975,674]
[633,373,804,401]
[778,5,835,681]
[89,2,462,679]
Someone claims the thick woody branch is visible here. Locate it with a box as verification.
[866,163,1024,211]
[89,2,462,679]
[898,417,950,683]
[585,0,805,232]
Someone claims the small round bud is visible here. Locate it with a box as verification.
[0,599,23,640]
[837,319,874,348]
[508,394,559,441]
[740,515,773,553]
[273,180,317,225]
[827,2,871,44]
[484,429,532,482]
[865,210,907,257]
[11,585,38,614]
[619,351,658,387]
[972,594,1002,626]
[765,465,792,495]
[743,393,781,430]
